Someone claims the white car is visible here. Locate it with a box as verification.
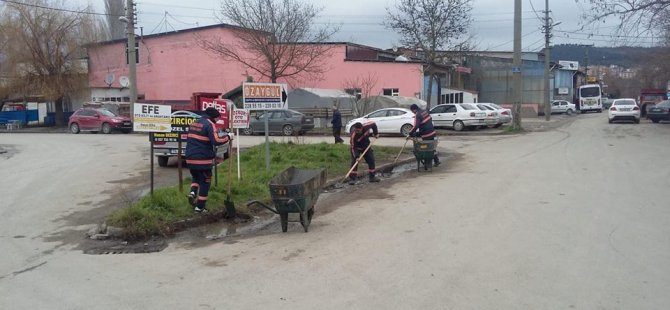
[345,108,415,136]
[476,103,501,128]
[481,103,512,127]
[551,100,576,115]
[608,98,640,124]
[429,103,487,131]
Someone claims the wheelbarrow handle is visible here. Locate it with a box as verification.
[246,200,279,215]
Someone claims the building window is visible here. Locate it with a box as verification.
[441,92,464,104]
[383,88,399,96]
[345,88,362,100]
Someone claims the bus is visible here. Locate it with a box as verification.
[578,84,603,113]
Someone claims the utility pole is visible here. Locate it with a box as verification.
[126,0,137,121]
[512,0,522,130]
[543,0,551,121]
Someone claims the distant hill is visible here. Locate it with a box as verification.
[550,44,661,68]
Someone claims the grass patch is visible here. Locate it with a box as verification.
[108,142,400,239]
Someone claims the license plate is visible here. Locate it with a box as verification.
[123,122,131,125]
[170,149,179,154]
[621,108,631,111]
[650,108,660,112]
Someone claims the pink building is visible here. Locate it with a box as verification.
[87,24,427,104]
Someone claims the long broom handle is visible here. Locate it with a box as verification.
[342,137,377,182]
[392,138,410,164]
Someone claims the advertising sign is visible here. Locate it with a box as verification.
[150,111,199,143]
[243,82,287,110]
[212,99,231,129]
[133,103,171,132]
[558,60,579,71]
[232,109,250,129]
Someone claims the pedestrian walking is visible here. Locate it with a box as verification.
[185,107,233,213]
[331,105,344,144]
[408,104,440,166]
[347,121,380,185]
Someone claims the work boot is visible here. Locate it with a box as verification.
[194,206,209,213]
[187,191,197,207]
[368,174,381,183]
[348,176,358,185]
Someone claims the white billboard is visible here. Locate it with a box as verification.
[558,60,579,71]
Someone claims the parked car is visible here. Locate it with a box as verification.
[68,108,132,134]
[482,103,512,127]
[429,103,487,131]
[608,98,640,124]
[551,100,576,115]
[647,100,670,123]
[345,108,415,136]
[242,109,314,136]
[476,103,502,128]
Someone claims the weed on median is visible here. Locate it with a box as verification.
[108,141,399,239]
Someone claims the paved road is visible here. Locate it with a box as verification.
[1,114,669,309]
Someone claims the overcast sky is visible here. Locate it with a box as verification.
[80,0,658,50]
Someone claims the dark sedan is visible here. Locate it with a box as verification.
[647,100,670,123]
[242,109,314,136]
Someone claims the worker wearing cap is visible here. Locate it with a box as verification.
[185,107,232,213]
[347,121,380,185]
[408,104,440,167]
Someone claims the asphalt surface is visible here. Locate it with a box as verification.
[1,113,669,309]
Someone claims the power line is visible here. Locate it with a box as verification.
[0,0,123,17]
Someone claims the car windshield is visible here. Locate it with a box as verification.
[479,105,494,110]
[614,100,636,106]
[460,104,476,110]
[657,100,670,107]
[580,86,600,97]
[98,109,117,117]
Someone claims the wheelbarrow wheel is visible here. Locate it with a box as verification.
[280,212,289,233]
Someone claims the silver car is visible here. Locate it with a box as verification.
[242,109,314,136]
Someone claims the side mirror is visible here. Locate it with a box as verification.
[255,115,260,120]
[94,114,100,118]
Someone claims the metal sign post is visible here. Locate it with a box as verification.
[133,103,172,197]
[242,82,287,172]
[232,108,250,180]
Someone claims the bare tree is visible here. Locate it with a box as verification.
[341,72,379,115]
[386,0,473,110]
[197,0,339,84]
[196,0,339,83]
[579,0,670,39]
[105,0,125,40]
[0,0,98,126]
[579,1,670,89]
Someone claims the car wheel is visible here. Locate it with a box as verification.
[242,127,253,135]
[608,119,613,124]
[598,109,603,113]
[400,124,413,136]
[652,119,660,123]
[121,129,131,134]
[493,123,502,128]
[157,156,169,167]
[282,124,294,136]
[101,123,112,134]
[635,118,640,124]
[70,123,80,134]
[453,120,465,132]
[566,109,573,115]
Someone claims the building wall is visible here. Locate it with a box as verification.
[88,27,252,101]
[88,27,424,102]
[470,56,545,114]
